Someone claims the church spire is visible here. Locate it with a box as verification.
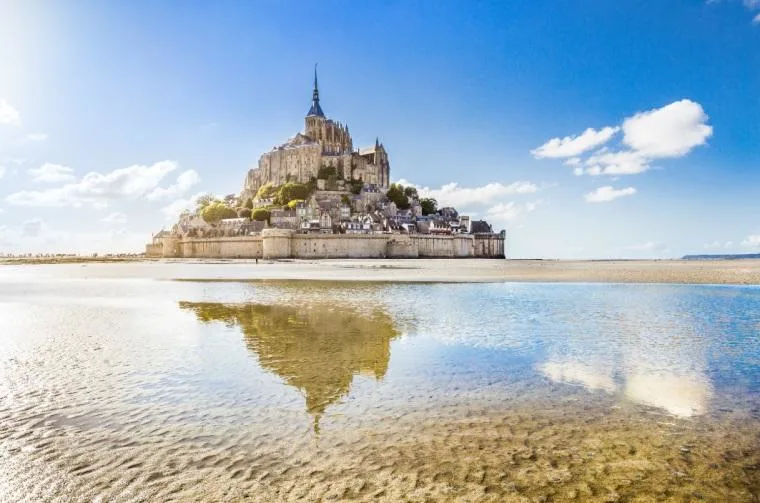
[307,63,325,117]
[313,64,319,101]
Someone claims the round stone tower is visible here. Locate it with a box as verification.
[262,229,294,259]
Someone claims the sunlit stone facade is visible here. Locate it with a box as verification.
[241,67,390,200]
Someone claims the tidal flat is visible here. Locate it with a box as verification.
[0,264,759,502]
[3,257,760,284]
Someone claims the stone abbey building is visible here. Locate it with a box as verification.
[241,68,391,200]
[146,67,506,260]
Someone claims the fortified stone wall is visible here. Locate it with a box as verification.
[415,235,473,258]
[291,233,388,259]
[145,244,162,257]
[473,235,506,258]
[148,232,505,259]
[177,236,263,259]
[386,236,419,258]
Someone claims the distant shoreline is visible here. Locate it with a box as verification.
[2,258,760,285]
[0,256,146,266]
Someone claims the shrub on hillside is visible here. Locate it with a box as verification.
[256,183,277,200]
[252,208,271,222]
[277,182,310,205]
[201,202,237,224]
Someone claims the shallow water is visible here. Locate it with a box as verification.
[0,266,759,501]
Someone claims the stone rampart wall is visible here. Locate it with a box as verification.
[291,233,388,259]
[145,244,162,258]
[414,235,473,258]
[177,236,263,259]
[473,235,506,258]
[158,232,505,259]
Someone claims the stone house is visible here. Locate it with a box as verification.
[270,209,298,229]
[319,210,332,233]
[429,219,453,235]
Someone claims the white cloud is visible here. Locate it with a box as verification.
[402,180,539,208]
[162,192,206,221]
[621,99,713,158]
[583,150,650,176]
[584,186,637,203]
[6,160,179,208]
[100,212,128,224]
[146,169,201,200]
[741,235,760,248]
[27,133,48,141]
[533,100,712,178]
[0,99,20,126]
[21,219,44,237]
[0,165,6,179]
[754,12,760,22]
[484,200,542,227]
[531,126,619,159]
[585,165,602,176]
[27,162,76,183]
[703,240,734,250]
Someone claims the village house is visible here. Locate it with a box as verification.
[270,208,299,229]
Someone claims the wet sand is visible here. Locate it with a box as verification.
[3,258,760,284]
[4,399,758,502]
[1,273,759,501]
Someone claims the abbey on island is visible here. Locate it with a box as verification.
[241,67,390,200]
[147,67,505,260]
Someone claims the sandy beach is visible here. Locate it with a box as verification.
[3,257,760,285]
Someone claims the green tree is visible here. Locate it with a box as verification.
[386,183,410,210]
[287,199,305,209]
[201,202,237,224]
[195,193,219,213]
[238,208,252,219]
[256,183,277,200]
[244,198,254,210]
[341,194,351,205]
[404,186,419,200]
[277,182,310,205]
[420,198,438,216]
[252,208,271,222]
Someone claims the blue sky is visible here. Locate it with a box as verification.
[0,0,758,258]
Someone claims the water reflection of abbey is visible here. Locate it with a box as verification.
[180,301,400,430]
